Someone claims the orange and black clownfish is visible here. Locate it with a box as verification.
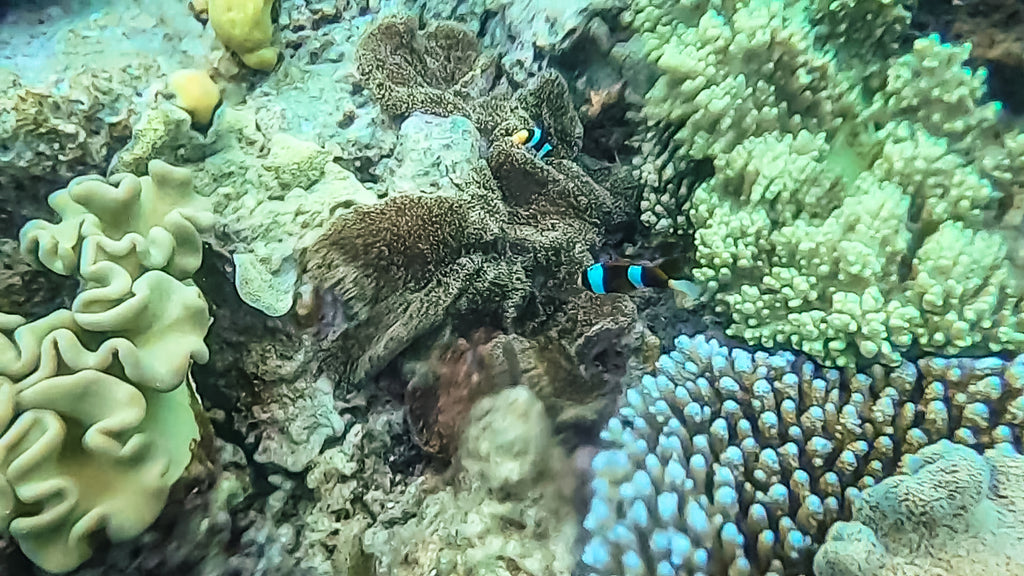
[580,258,702,299]
[511,126,553,159]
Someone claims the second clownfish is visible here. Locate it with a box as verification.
[580,258,702,299]
[511,126,553,159]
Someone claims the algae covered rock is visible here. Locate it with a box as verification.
[0,160,213,573]
[363,386,577,576]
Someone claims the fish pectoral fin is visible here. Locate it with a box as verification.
[667,278,702,299]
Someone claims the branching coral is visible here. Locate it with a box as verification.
[0,160,213,573]
[626,0,1024,366]
[581,333,1024,576]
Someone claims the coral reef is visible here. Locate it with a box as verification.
[0,160,213,573]
[0,0,218,226]
[626,0,1024,367]
[363,386,578,575]
[304,16,638,392]
[581,333,1024,576]
[816,439,1024,576]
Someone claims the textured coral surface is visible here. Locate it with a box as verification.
[0,161,212,572]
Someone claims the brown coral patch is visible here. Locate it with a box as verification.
[404,328,502,459]
[355,15,485,118]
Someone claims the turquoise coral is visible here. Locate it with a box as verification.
[582,333,1024,576]
[0,160,213,572]
[627,0,1024,366]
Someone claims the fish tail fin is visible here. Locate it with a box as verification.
[667,278,702,299]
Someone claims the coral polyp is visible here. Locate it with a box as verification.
[582,333,1024,576]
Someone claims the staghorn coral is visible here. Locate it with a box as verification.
[815,439,1024,576]
[0,160,213,573]
[626,0,1024,367]
[581,332,1024,576]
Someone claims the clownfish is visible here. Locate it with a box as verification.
[511,126,553,159]
[580,258,702,299]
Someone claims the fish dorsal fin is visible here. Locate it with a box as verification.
[653,255,691,279]
[605,256,631,266]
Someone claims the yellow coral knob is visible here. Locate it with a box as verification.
[167,69,221,127]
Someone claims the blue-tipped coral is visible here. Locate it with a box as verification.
[581,333,1024,575]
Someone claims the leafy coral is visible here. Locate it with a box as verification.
[0,160,213,573]
[628,0,1024,366]
[302,16,638,388]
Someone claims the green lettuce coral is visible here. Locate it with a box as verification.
[0,159,213,572]
[628,0,1024,366]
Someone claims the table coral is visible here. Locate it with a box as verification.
[581,333,1024,576]
[816,440,1024,576]
[626,0,1024,367]
[0,160,213,573]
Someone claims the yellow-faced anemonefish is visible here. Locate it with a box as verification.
[580,258,702,299]
[511,126,553,159]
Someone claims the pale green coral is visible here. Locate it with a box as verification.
[0,160,212,573]
[630,0,1023,366]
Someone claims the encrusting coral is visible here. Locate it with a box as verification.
[0,160,213,573]
[815,439,1024,576]
[581,332,1024,576]
[626,0,1024,367]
